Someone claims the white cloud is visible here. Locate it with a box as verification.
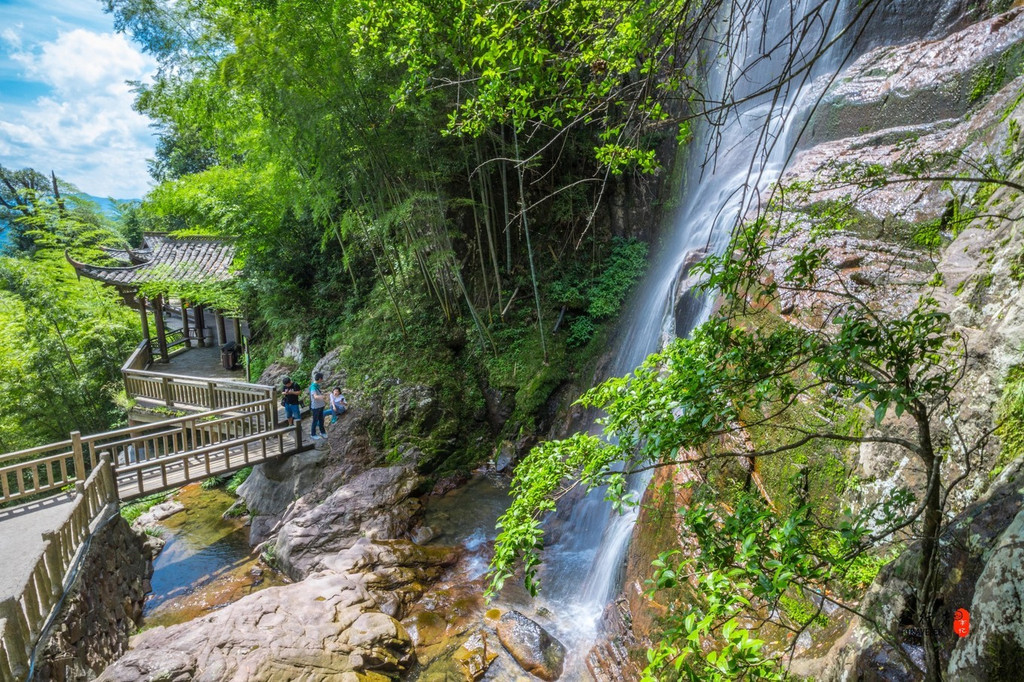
[1,26,23,49]
[0,29,158,198]
[12,29,152,95]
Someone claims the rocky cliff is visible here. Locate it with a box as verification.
[591,7,1024,680]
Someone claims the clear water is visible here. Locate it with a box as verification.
[142,485,287,627]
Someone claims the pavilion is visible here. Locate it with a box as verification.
[66,232,244,363]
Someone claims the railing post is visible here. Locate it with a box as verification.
[270,389,279,428]
[207,381,217,410]
[100,452,118,503]
[21,577,41,639]
[31,562,53,625]
[0,633,13,682]
[74,480,88,521]
[162,376,173,407]
[41,532,63,600]
[71,431,84,481]
[0,597,29,679]
[293,420,303,452]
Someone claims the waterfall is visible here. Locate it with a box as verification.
[513,0,861,668]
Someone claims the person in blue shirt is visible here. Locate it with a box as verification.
[309,372,328,440]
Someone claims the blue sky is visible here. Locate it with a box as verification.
[0,0,157,198]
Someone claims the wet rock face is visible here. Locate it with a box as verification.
[805,8,1024,145]
[496,610,567,681]
[392,384,443,434]
[948,505,1024,677]
[853,0,1012,51]
[484,385,514,432]
[794,479,1024,680]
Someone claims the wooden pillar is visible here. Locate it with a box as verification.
[215,310,227,346]
[138,295,150,344]
[195,304,206,347]
[153,293,169,362]
[181,301,192,349]
[232,318,243,344]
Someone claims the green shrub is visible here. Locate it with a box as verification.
[566,316,597,347]
[997,365,1024,466]
[200,475,226,490]
[120,491,171,525]
[226,466,253,495]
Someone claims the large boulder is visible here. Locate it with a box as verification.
[496,610,566,681]
[321,539,461,618]
[237,448,329,543]
[238,405,381,544]
[272,465,423,580]
[130,500,184,532]
[311,346,350,393]
[98,539,459,682]
[98,570,412,681]
[257,359,298,389]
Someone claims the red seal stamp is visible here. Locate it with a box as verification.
[953,608,970,638]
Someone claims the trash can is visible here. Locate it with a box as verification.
[221,341,239,370]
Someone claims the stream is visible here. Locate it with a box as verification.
[142,484,288,629]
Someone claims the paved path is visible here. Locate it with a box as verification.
[0,493,75,601]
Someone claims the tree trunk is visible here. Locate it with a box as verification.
[915,409,944,682]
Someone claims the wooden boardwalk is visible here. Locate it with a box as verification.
[113,420,305,500]
[0,345,311,680]
[1,397,308,506]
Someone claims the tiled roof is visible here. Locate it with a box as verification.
[67,233,235,289]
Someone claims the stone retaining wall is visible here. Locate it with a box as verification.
[32,514,152,681]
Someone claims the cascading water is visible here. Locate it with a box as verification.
[508,0,862,668]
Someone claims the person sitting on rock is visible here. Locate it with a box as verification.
[327,387,348,423]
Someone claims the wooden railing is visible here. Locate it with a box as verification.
[0,439,79,506]
[0,340,308,679]
[117,420,300,498]
[122,370,274,412]
[0,456,118,681]
[123,340,151,372]
[121,339,273,412]
[122,338,269,411]
[1,398,280,506]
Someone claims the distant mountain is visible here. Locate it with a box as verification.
[75,194,139,219]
